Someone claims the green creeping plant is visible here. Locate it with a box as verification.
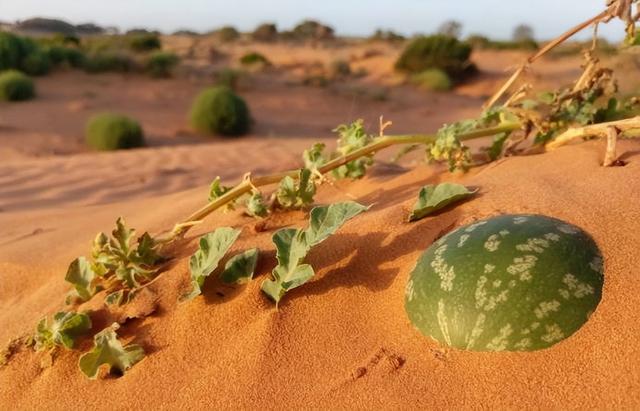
[65,217,161,304]
[261,201,369,304]
[34,311,92,351]
[78,323,145,379]
[405,214,603,352]
[182,227,242,300]
[275,168,316,209]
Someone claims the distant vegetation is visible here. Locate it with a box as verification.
[239,52,271,67]
[0,70,35,101]
[145,51,179,78]
[212,26,240,43]
[410,68,452,92]
[252,23,278,42]
[282,20,335,41]
[369,29,405,42]
[85,113,145,151]
[189,86,251,136]
[395,35,477,83]
[127,33,161,52]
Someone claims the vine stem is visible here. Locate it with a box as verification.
[545,116,640,150]
[166,122,522,239]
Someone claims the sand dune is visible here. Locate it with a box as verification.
[1,137,640,408]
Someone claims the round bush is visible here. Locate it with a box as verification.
[411,69,452,91]
[85,113,145,150]
[145,51,179,78]
[127,34,161,52]
[0,70,35,101]
[239,52,270,67]
[20,49,51,76]
[189,86,251,136]
[0,32,24,70]
[395,35,477,82]
[405,214,604,352]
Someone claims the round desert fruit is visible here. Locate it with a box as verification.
[405,214,604,352]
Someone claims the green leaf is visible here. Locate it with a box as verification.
[276,169,316,209]
[302,143,326,172]
[182,227,242,300]
[208,176,232,202]
[111,217,134,257]
[305,201,370,246]
[245,190,269,218]
[409,183,477,222]
[105,290,125,306]
[331,120,374,179]
[78,323,144,379]
[261,201,368,304]
[65,257,102,302]
[34,311,92,351]
[220,248,259,284]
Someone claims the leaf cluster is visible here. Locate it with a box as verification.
[261,201,368,304]
[65,218,162,305]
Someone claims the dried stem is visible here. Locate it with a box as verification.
[484,10,610,109]
[603,126,619,167]
[545,116,640,150]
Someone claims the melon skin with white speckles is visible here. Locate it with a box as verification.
[405,214,604,352]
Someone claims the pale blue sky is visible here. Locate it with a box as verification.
[0,0,626,40]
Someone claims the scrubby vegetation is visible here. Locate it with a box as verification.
[214,67,246,90]
[127,33,161,52]
[467,34,539,51]
[289,20,334,41]
[410,68,452,91]
[328,59,351,79]
[213,26,240,42]
[239,52,270,67]
[0,70,35,101]
[252,23,278,42]
[83,51,134,73]
[395,35,477,82]
[369,29,405,42]
[189,86,251,136]
[85,113,145,150]
[145,51,179,77]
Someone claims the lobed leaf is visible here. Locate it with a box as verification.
[261,201,368,304]
[409,183,477,222]
[245,190,269,218]
[276,168,316,209]
[34,311,92,351]
[302,142,327,172]
[220,248,259,284]
[65,257,102,302]
[332,120,374,179]
[78,323,144,379]
[182,227,241,300]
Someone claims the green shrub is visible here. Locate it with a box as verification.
[85,113,145,150]
[189,86,251,136]
[411,68,452,92]
[239,52,270,67]
[0,70,35,101]
[127,34,161,52]
[21,49,52,76]
[145,51,179,77]
[395,35,476,82]
[0,32,24,70]
[62,48,86,68]
[84,52,134,73]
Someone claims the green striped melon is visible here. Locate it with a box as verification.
[405,214,604,352]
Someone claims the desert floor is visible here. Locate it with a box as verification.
[1,39,639,409]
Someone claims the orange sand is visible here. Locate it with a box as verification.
[2,137,640,408]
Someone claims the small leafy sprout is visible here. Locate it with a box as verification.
[275,168,316,209]
[34,311,92,351]
[245,189,269,218]
[209,176,234,210]
[409,183,477,222]
[220,248,259,284]
[332,120,374,179]
[261,201,369,305]
[302,142,326,173]
[182,227,242,300]
[78,323,145,379]
[65,218,162,304]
